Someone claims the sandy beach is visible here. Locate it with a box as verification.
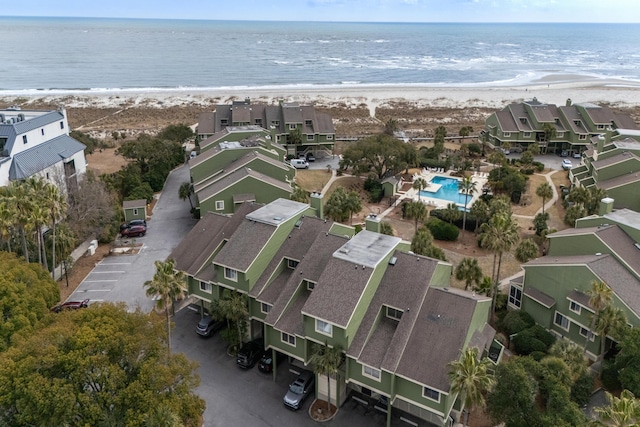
[2,74,640,137]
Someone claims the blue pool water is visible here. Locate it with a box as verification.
[420,176,472,206]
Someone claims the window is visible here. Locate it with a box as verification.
[41,129,45,136]
[60,121,64,129]
[509,286,522,308]
[224,267,237,281]
[555,312,570,331]
[287,259,299,269]
[524,132,531,138]
[289,124,296,130]
[261,302,272,314]
[305,119,313,126]
[254,118,262,126]
[579,134,587,140]
[327,134,333,140]
[569,301,581,314]
[579,327,595,341]
[0,137,6,153]
[597,124,605,130]
[281,332,296,346]
[199,281,212,293]
[557,132,564,137]
[133,208,139,216]
[316,319,333,336]
[307,281,315,291]
[215,200,224,211]
[271,120,280,127]
[423,387,440,402]
[306,134,314,141]
[363,365,381,381]
[386,306,403,321]
[23,135,28,144]
[503,132,511,137]
[220,118,228,126]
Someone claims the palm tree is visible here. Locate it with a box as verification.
[479,212,519,315]
[455,257,483,291]
[515,239,539,264]
[0,199,14,252]
[413,177,428,202]
[144,403,182,427]
[448,347,495,427]
[443,202,462,225]
[345,191,362,226]
[43,182,67,277]
[584,281,613,355]
[405,200,427,233]
[536,182,553,215]
[459,175,477,235]
[178,182,194,209]
[144,259,186,354]
[469,198,489,234]
[594,305,627,377]
[290,184,310,203]
[595,389,640,427]
[217,291,249,352]
[310,341,343,413]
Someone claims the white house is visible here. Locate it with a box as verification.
[0,107,87,192]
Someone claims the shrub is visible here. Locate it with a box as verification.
[520,168,535,175]
[426,217,459,241]
[529,351,546,361]
[571,372,594,406]
[495,293,508,312]
[512,331,547,355]
[533,161,545,172]
[467,143,481,155]
[601,360,621,391]
[527,324,556,349]
[500,310,535,336]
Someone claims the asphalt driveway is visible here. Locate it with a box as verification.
[68,164,198,312]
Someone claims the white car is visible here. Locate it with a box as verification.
[562,159,573,170]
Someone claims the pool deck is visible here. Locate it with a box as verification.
[409,168,488,210]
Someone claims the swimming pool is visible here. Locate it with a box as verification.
[420,176,472,206]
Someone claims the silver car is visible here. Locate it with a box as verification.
[283,370,314,410]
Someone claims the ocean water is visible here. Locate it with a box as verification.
[1,17,640,95]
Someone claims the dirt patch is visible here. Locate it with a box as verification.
[85,146,129,175]
[309,399,338,422]
[295,169,334,193]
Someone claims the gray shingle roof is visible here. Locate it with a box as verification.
[196,167,291,204]
[524,286,556,308]
[396,287,488,392]
[123,199,146,209]
[213,219,277,272]
[197,112,215,135]
[567,290,593,311]
[591,151,638,169]
[9,134,85,180]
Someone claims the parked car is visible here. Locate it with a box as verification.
[51,298,90,313]
[120,219,147,231]
[559,150,569,157]
[562,159,573,170]
[258,349,286,373]
[290,158,309,169]
[283,370,315,410]
[120,224,146,237]
[572,152,581,159]
[306,153,316,162]
[195,315,224,338]
[236,339,264,369]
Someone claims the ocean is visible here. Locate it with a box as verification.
[1,17,640,95]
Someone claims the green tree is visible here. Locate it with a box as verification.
[487,358,539,426]
[0,303,205,427]
[448,347,495,427]
[0,252,60,351]
[324,187,349,222]
[405,200,427,233]
[614,328,640,396]
[520,150,534,165]
[384,118,399,136]
[442,202,461,225]
[455,257,483,291]
[380,221,394,236]
[178,182,194,209]
[339,134,415,179]
[594,390,640,427]
[413,177,428,202]
[459,126,473,143]
[290,184,310,203]
[216,291,249,353]
[156,123,194,143]
[594,305,627,378]
[533,212,549,237]
[479,212,519,315]
[42,181,67,277]
[536,182,553,215]
[309,341,343,412]
[288,127,302,145]
[344,191,362,226]
[543,123,557,145]
[548,340,588,382]
[469,198,489,233]
[584,281,613,355]
[515,238,539,263]
[411,226,446,261]
[459,175,477,235]
[144,259,186,354]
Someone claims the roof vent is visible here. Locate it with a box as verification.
[388,256,397,266]
[595,253,602,256]
[634,243,640,251]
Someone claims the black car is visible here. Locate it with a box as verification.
[195,316,224,338]
[258,349,286,373]
[236,339,264,369]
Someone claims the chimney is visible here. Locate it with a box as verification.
[310,192,324,219]
[598,197,614,216]
[365,213,381,233]
[566,98,572,106]
[596,135,605,153]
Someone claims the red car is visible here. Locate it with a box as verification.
[51,299,90,313]
[120,224,146,237]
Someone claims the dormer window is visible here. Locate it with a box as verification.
[305,119,312,126]
[289,124,296,130]
[221,118,228,126]
[307,281,316,291]
[287,259,299,269]
[272,120,279,127]
[224,267,237,281]
[386,306,403,321]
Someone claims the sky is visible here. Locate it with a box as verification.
[4,0,640,23]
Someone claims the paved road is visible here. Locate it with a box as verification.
[68,164,198,312]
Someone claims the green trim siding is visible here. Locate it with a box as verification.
[463,299,492,348]
[303,314,348,350]
[597,159,640,182]
[264,325,306,361]
[215,266,251,293]
[198,178,292,215]
[607,184,640,212]
[346,357,393,394]
[394,376,450,419]
[328,223,356,237]
[547,234,607,257]
[191,149,288,185]
[428,263,454,288]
